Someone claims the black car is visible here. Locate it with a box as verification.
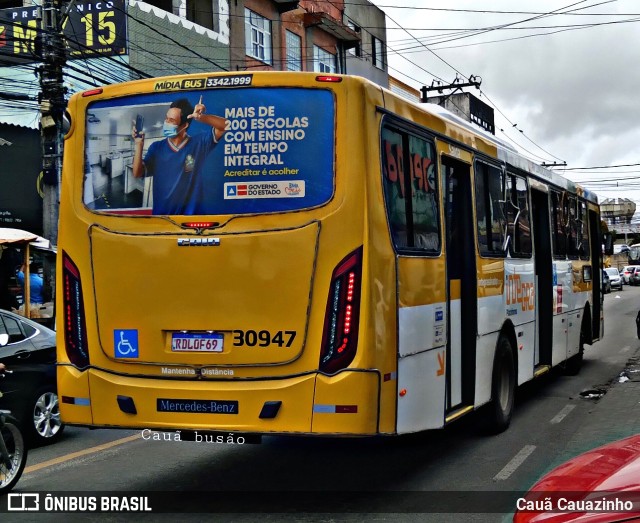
[0,309,63,445]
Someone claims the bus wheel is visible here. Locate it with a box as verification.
[487,336,516,434]
[564,331,584,376]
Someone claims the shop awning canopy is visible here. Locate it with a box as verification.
[0,228,53,251]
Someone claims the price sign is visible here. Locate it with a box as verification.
[64,0,128,58]
[0,0,128,65]
[0,5,40,64]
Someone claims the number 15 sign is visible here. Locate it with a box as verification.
[64,0,128,58]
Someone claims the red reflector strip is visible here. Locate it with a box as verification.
[313,404,357,413]
[82,88,103,97]
[63,255,80,278]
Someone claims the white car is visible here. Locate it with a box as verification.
[604,267,623,290]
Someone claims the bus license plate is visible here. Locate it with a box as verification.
[171,332,223,352]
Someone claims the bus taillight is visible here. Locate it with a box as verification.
[320,247,363,374]
[315,75,342,83]
[62,252,90,369]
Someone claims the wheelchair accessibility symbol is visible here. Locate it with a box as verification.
[114,329,139,358]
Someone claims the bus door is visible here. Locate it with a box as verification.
[588,208,602,340]
[531,187,553,368]
[442,153,476,414]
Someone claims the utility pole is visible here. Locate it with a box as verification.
[39,0,67,244]
[420,75,482,103]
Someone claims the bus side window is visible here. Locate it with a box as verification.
[408,134,440,252]
[567,196,579,258]
[578,200,590,259]
[506,174,532,257]
[551,190,567,257]
[382,128,409,249]
[381,124,440,253]
[475,161,505,256]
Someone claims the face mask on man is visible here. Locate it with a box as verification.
[163,122,181,137]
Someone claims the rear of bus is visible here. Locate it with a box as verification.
[57,72,399,436]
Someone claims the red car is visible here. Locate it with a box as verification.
[514,434,640,522]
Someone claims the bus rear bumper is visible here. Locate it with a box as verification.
[58,366,380,435]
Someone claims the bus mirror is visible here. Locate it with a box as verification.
[603,233,614,255]
[62,111,72,135]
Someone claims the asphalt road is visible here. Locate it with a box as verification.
[3,285,640,522]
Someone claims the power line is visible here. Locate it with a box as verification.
[378,1,586,164]
[557,162,640,170]
[425,16,640,52]
[411,0,615,48]
[353,2,633,16]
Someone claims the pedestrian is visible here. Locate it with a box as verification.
[16,262,44,305]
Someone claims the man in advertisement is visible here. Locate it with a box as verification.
[132,97,227,215]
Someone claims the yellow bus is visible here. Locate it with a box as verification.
[57,72,609,437]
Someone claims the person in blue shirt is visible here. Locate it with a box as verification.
[16,262,44,304]
[132,97,227,215]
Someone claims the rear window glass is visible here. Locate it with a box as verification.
[21,322,37,338]
[0,314,25,344]
[83,87,335,216]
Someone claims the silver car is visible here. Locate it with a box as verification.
[604,268,623,291]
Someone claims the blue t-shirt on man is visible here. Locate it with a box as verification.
[143,129,219,215]
[17,271,44,304]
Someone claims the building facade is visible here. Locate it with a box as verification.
[344,0,388,87]
[128,0,230,76]
[229,0,387,83]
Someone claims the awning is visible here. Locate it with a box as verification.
[0,227,53,250]
[0,228,55,320]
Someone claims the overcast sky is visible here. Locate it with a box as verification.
[370,0,640,213]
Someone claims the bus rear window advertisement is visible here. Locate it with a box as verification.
[83,88,335,216]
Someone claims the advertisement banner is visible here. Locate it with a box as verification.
[0,124,43,234]
[83,85,335,216]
